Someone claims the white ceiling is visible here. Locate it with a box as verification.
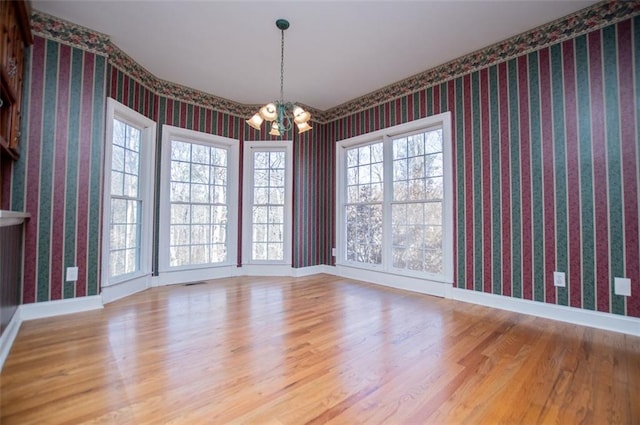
[33,0,598,111]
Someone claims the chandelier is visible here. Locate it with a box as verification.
[246,19,312,136]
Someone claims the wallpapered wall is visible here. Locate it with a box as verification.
[326,17,640,318]
[3,36,329,303]
[3,4,639,321]
[6,37,106,302]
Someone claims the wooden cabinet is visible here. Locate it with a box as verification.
[0,0,31,160]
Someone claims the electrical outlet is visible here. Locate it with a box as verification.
[614,277,631,296]
[553,271,566,287]
[332,248,336,257]
[66,267,79,282]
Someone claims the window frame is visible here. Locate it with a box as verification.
[336,112,454,284]
[242,140,293,266]
[101,98,157,288]
[158,125,239,274]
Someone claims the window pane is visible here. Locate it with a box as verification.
[124,150,139,175]
[171,141,191,161]
[250,148,288,262]
[109,118,143,278]
[345,204,382,265]
[111,171,124,196]
[171,160,190,182]
[168,139,230,267]
[171,204,190,224]
[342,126,446,276]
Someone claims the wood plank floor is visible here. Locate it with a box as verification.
[1,274,638,424]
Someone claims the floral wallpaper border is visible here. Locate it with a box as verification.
[31,1,640,123]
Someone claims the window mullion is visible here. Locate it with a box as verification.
[382,134,393,272]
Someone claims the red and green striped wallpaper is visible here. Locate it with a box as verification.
[4,6,639,321]
[6,37,106,302]
[326,17,640,317]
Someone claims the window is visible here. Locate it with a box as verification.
[337,113,453,283]
[345,142,384,265]
[102,99,156,287]
[243,141,293,266]
[391,129,444,273]
[159,125,239,274]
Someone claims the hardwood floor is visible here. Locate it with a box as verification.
[1,274,638,424]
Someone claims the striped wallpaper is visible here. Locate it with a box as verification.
[326,17,640,318]
[8,37,106,302]
[4,8,639,321]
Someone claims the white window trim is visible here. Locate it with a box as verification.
[242,140,293,267]
[158,125,239,279]
[335,112,454,285]
[101,98,157,288]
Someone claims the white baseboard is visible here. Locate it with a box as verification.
[152,265,239,287]
[19,295,103,321]
[451,287,640,337]
[334,265,451,298]
[293,264,335,277]
[101,277,149,304]
[0,310,22,372]
[239,264,296,276]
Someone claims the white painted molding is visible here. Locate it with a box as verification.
[20,295,103,321]
[450,287,640,337]
[240,264,296,276]
[293,265,335,277]
[335,265,452,298]
[152,265,239,287]
[0,310,22,372]
[101,278,150,304]
[0,210,30,227]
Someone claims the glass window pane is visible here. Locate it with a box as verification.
[192,144,209,164]
[425,153,443,177]
[270,152,285,168]
[171,204,190,224]
[191,184,209,203]
[191,205,210,224]
[124,174,138,198]
[190,164,210,184]
[112,146,124,172]
[113,120,125,146]
[171,141,191,161]
[171,182,190,202]
[124,150,139,175]
[212,147,227,166]
[425,129,442,154]
[171,161,190,182]
[254,152,269,168]
[268,243,284,261]
[212,225,226,244]
[127,127,140,152]
[254,188,269,204]
[253,224,267,242]
[253,206,268,223]
[111,171,124,196]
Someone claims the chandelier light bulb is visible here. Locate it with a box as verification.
[246,113,264,130]
[269,121,281,136]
